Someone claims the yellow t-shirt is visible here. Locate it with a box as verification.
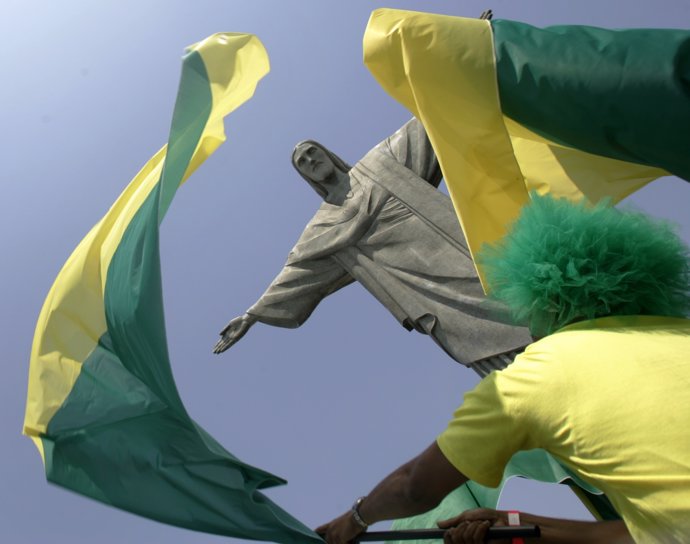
[437,315,690,543]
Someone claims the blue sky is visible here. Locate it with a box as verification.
[2,1,688,542]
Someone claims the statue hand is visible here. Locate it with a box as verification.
[213,313,257,354]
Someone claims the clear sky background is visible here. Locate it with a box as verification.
[2,1,689,542]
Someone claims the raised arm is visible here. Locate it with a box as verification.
[316,442,467,544]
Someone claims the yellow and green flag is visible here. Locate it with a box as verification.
[364,9,690,288]
[23,33,320,544]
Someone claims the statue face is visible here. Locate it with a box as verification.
[293,143,335,183]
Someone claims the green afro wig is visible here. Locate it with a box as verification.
[478,193,690,337]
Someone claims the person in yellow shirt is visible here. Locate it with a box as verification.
[316,194,690,544]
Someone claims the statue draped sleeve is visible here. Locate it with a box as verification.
[374,117,443,190]
[246,255,353,328]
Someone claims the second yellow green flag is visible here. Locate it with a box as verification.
[364,9,690,289]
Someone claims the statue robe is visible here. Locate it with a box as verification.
[248,119,531,365]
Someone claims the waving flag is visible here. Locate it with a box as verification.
[364,9,690,288]
[23,33,321,544]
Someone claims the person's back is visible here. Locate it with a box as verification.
[504,315,690,542]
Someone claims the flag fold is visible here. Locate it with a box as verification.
[364,9,690,288]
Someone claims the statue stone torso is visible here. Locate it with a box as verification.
[245,119,530,366]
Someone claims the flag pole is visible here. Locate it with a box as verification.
[354,525,540,541]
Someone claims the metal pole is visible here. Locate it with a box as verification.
[354,525,540,541]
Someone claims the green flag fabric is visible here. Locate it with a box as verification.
[23,33,321,544]
[493,19,690,182]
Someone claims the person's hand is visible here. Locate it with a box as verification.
[212,313,257,353]
[315,511,365,544]
[438,508,508,544]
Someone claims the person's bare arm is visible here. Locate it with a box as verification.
[438,508,632,544]
[316,442,467,544]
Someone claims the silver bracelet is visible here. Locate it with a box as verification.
[351,496,369,529]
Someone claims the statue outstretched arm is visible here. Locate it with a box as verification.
[213,255,353,354]
[213,313,258,354]
[246,256,353,328]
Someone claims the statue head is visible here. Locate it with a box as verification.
[292,140,352,200]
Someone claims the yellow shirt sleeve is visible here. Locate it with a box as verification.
[437,351,557,487]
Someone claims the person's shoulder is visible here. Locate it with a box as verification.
[489,345,559,396]
[551,315,690,341]
[507,332,583,386]
[521,315,690,372]
[519,319,630,368]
